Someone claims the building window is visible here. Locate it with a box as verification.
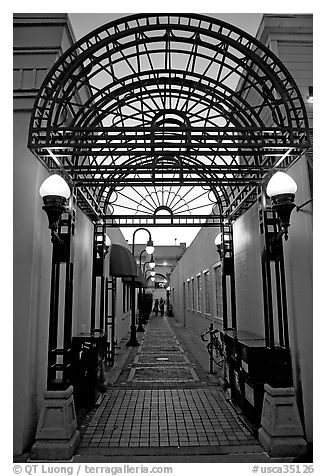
[196,274,201,312]
[126,284,130,311]
[204,270,211,315]
[187,280,191,309]
[214,265,222,318]
[191,277,195,310]
[123,282,126,313]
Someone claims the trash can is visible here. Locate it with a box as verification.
[71,333,107,407]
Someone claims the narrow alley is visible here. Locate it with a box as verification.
[73,315,284,463]
[13,14,313,464]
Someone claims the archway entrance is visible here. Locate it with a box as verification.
[29,13,309,226]
[28,14,311,460]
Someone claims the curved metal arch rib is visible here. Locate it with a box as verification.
[28,13,310,223]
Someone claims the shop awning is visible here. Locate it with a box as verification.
[109,244,137,278]
[123,268,147,288]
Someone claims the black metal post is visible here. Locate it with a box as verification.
[258,189,293,386]
[137,249,147,332]
[46,194,76,390]
[91,224,107,335]
[209,323,214,374]
[131,228,153,336]
[219,224,237,334]
[126,276,140,346]
[132,227,152,255]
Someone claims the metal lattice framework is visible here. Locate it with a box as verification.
[28,13,310,226]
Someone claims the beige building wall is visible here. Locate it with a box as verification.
[171,14,313,443]
[13,14,77,456]
[257,13,313,442]
[13,14,134,456]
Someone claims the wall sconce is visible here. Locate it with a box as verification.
[39,174,71,244]
[146,239,155,255]
[214,232,231,259]
[96,233,111,257]
[214,232,223,258]
[307,86,313,104]
[150,276,155,281]
[150,270,156,277]
[149,255,155,269]
[266,171,297,241]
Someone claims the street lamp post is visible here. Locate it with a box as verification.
[258,172,307,457]
[127,228,155,346]
[214,225,237,333]
[137,249,148,332]
[32,174,80,460]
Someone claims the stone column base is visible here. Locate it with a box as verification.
[31,386,80,460]
[258,384,307,458]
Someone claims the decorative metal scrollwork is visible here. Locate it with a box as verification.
[28,13,310,224]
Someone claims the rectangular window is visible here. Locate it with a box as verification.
[196,274,201,312]
[204,270,211,315]
[127,284,130,311]
[191,278,195,310]
[214,265,222,317]
[187,280,191,309]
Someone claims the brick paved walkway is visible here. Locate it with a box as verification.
[74,315,284,462]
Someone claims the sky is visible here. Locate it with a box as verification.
[68,13,263,40]
[66,12,263,247]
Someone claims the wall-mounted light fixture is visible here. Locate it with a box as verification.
[214,232,230,259]
[150,270,156,277]
[307,86,313,104]
[266,171,297,241]
[39,174,71,244]
[96,233,111,257]
[214,232,222,258]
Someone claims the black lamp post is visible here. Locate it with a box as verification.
[137,249,148,332]
[132,227,155,255]
[32,174,80,460]
[39,173,73,389]
[145,268,156,280]
[127,228,155,346]
[214,226,237,333]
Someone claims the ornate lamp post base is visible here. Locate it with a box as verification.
[258,384,307,457]
[136,320,146,332]
[30,386,80,460]
[126,325,140,346]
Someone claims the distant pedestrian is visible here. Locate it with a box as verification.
[159,298,165,316]
[153,299,159,316]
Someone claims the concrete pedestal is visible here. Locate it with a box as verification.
[258,384,307,457]
[31,386,80,460]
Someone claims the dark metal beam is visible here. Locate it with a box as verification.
[102,214,224,227]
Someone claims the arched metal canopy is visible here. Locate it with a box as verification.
[28,13,310,225]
